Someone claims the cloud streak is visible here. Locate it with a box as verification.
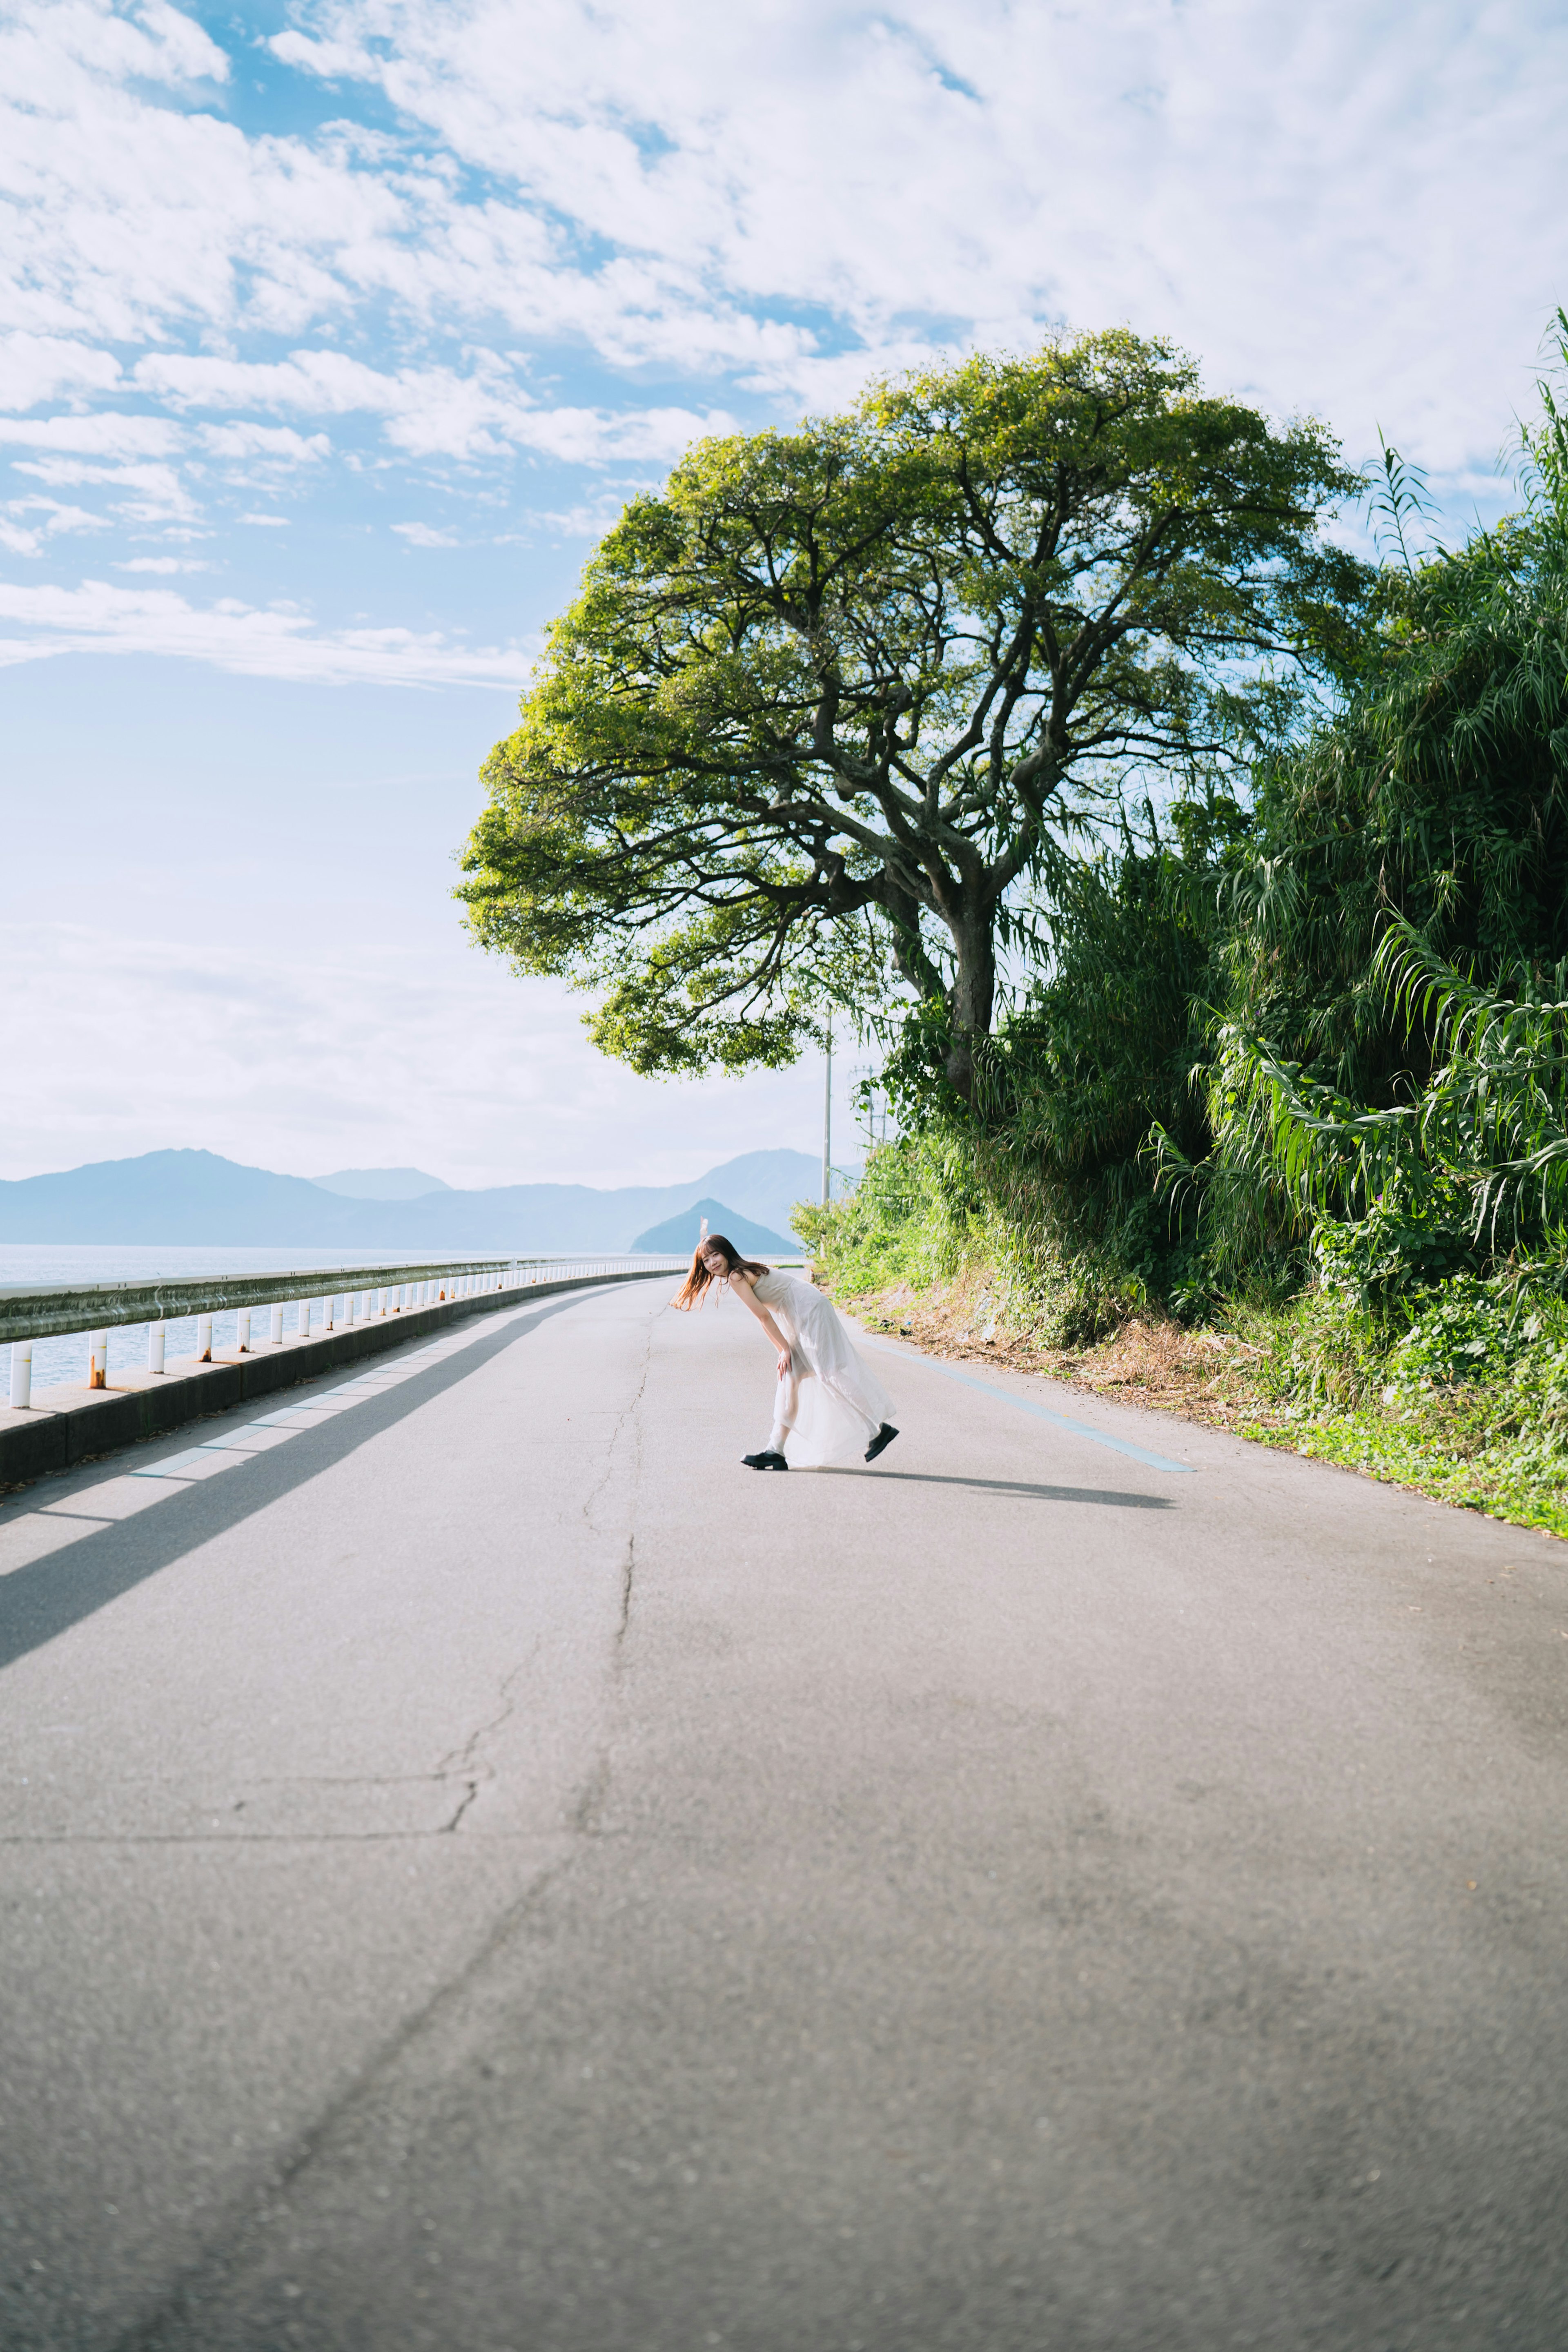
[0,575,528,684]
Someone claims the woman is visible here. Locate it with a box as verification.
[673,1235,898,1471]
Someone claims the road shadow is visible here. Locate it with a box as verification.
[817,1468,1173,1509]
[0,1293,600,1675]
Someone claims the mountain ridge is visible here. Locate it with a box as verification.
[630,1198,794,1255]
[312,1166,453,1199]
[0,1146,835,1252]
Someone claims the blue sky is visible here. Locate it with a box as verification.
[2,0,1566,1186]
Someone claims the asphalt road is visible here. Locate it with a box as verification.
[1,1275,1564,2352]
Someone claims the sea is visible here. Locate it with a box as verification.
[1,1245,533,1396]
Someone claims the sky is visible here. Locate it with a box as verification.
[2,0,1566,1188]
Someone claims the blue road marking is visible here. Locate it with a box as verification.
[864,1343,1197,1475]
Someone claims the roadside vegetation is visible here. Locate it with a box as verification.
[465,318,1568,1535]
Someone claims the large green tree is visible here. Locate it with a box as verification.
[459,330,1367,1095]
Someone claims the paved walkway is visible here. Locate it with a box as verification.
[1,1277,1564,2351]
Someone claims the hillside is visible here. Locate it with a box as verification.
[312,1168,453,1199]
[0,1146,828,1252]
[629,1199,794,1255]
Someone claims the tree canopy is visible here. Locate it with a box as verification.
[459,329,1368,1094]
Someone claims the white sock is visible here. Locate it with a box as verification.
[764,1424,788,1456]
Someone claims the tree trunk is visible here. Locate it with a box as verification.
[944,911,997,1101]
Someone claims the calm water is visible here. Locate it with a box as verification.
[2,1245,546,1396]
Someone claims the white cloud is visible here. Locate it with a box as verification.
[115,554,207,571]
[237,511,290,526]
[0,413,180,457]
[0,0,1564,667]
[1,459,196,543]
[515,402,737,464]
[513,493,645,541]
[20,0,230,89]
[134,347,733,461]
[0,576,527,684]
[392,520,458,546]
[136,349,405,414]
[1,495,110,550]
[261,0,1568,473]
[4,0,1564,489]
[3,455,199,528]
[18,495,106,528]
[0,332,123,410]
[196,421,331,464]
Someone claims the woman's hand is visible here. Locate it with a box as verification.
[777,1347,792,1381]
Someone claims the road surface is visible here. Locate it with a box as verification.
[0,1275,1564,2350]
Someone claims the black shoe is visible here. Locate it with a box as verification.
[864,1423,899,1463]
[742,1450,789,1471]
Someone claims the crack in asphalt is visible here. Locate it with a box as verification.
[613,1313,654,1656]
[0,1767,508,1846]
[567,1310,655,1840]
[565,1750,610,1837]
[439,1778,481,1834]
[617,1532,635,1644]
[0,1826,512,1847]
[577,1312,654,1546]
[104,1857,579,2352]
[78,1291,668,2350]
[434,1661,527,1787]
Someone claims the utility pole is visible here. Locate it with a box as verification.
[821,1022,832,1206]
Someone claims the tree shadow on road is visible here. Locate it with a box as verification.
[818,1469,1174,1508]
[0,1294,595,1675]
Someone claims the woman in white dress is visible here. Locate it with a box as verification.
[674,1235,898,1471]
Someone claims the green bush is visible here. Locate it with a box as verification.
[806,323,1568,1538]
[795,1132,982,1298]
[1245,1269,1568,1533]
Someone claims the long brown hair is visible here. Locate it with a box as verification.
[672,1233,771,1310]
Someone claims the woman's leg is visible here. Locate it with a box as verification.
[765,1363,801,1455]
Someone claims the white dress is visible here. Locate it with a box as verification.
[750,1270,895,1467]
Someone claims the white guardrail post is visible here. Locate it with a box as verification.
[3,1258,699,1413]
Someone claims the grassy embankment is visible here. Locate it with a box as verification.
[797,1149,1568,1543]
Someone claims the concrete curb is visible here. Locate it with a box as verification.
[0,1270,666,1491]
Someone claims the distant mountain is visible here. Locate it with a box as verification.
[630,1199,794,1255]
[0,1146,834,1252]
[0,1150,370,1247]
[312,1167,453,1199]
